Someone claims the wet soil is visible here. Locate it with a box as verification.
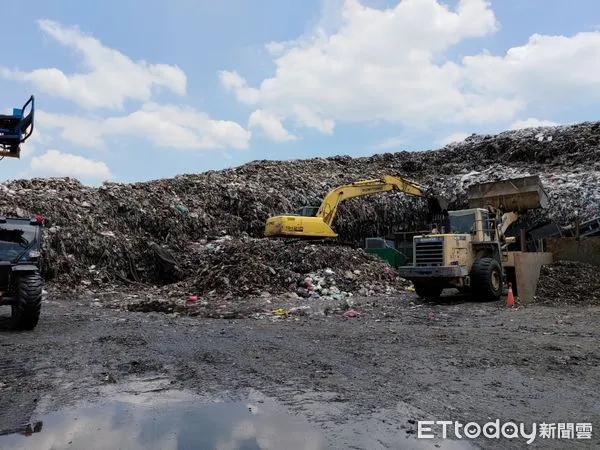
[0,292,599,449]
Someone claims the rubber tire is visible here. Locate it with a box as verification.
[470,257,503,302]
[414,282,443,299]
[11,273,43,331]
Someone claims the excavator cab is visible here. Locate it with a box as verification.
[0,95,35,158]
[295,206,319,217]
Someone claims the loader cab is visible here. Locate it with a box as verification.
[0,216,44,265]
[446,208,492,241]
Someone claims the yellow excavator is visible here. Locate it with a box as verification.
[264,175,444,239]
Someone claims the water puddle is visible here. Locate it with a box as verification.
[0,381,476,449]
[0,389,327,450]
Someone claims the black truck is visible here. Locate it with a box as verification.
[0,215,44,330]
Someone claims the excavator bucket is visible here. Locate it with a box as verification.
[467,175,549,212]
[427,196,449,215]
[427,198,441,214]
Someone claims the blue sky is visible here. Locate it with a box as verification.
[1,0,599,185]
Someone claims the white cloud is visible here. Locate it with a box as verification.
[220,0,513,134]
[264,41,286,56]
[292,105,334,134]
[0,20,251,158]
[438,132,471,146]
[0,19,186,110]
[36,103,251,150]
[220,0,600,141]
[248,109,297,142]
[36,110,108,148]
[463,32,600,104]
[509,118,560,130]
[218,70,260,105]
[28,150,112,180]
[18,128,47,158]
[368,136,405,151]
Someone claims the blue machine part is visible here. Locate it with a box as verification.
[0,95,35,158]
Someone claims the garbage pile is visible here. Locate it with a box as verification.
[535,261,600,306]
[0,119,597,296]
[419,121,600,223]
[164,236,408,299]
[51,236,409,317]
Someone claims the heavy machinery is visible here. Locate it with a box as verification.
[0,215,45,330]
[264,175,445,239]
[396,176,549,301]
[0,96,43,330]
[0,95,34,158]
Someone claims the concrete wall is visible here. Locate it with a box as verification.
[514,252,553,303]
[544,237,600,267]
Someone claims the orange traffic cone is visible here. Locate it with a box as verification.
[506,282,514,308]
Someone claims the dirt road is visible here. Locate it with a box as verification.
[1,291,599,449]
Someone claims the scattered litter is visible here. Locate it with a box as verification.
[343,309,359,318]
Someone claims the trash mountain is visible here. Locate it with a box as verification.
[0,120,598,298]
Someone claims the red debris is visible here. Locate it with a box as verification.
[344,309,359,318]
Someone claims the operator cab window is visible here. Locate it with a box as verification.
[296,206,319,217]
[448,210,476,234]
[0,222,37,261]
[481,210,491,237]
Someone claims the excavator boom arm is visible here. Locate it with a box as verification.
[316,175,427,226]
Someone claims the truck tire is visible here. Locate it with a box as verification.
[470,257,502,302]
[414,282,443,299]
[11,273,43,330]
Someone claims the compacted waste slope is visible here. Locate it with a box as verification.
[0,121,598,297]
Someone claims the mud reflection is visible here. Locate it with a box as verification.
[0,395,326,450]
[0,421,43,438]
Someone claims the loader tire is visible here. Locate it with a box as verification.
[11,273,43,331]
[414,282,443,299]
[470,257,502,302]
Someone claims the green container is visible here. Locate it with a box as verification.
[366,248,407,268]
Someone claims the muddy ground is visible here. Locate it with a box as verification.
[1,291,599,449]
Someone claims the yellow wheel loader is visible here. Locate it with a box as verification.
[264,175,445,239]
[396,176,549,302]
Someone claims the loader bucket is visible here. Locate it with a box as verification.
[467,175,548,212]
